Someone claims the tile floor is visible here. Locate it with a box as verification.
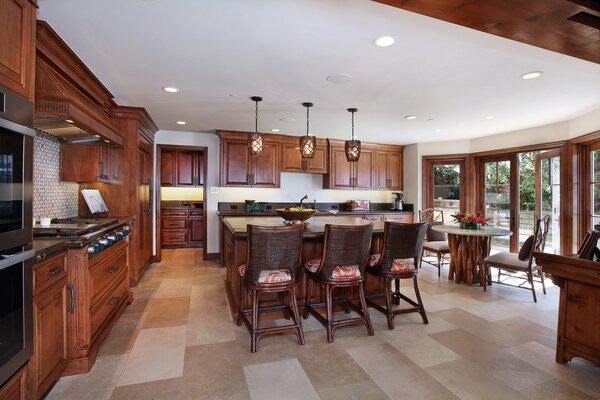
[46,249,600,400]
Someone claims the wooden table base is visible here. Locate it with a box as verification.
[447,234,492,285]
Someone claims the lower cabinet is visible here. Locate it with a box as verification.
[162,209,204,247]
[0,364,28,400]
[31,252,69,400]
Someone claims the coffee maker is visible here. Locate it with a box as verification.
[392,192,404,211]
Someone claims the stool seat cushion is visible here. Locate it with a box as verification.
[367,255,415,274]
[484,252,530,270]
[423,241,450,252]
[238,264,292,283]
[305,258,361,279]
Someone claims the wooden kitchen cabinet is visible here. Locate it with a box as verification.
[281,138,327,174]
[176,151,204,187]
[0,363,28,400]
[161,209,204,247]
[324,141,375,190]
[31,252,69,400]
[161,150,176,186]
[383,213,413,223]
[189,210,204,245]
[0,0,36,101]
[218,131,280,187]
[376,148,403,191]
[60,144,119,184]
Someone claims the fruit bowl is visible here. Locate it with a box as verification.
[275,208,317,225]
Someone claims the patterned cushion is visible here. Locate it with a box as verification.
[391,258,415,274]
[258,269,292,283]
[305,258,321,273]
[238,264,248,276]
[367,254,381,267]
[331,265,361,279]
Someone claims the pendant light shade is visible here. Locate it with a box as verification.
[345,108,361,162]
[248,96,264,156]
[300,102,316,159]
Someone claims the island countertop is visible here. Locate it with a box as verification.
[223,216,385,238]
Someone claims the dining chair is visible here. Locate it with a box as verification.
[366,221,429,329]
[303,223,374,343]
[236,224,305,352]
[418,208,450,276]
[482,215,551,302]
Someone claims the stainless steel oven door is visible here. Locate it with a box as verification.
[0,248,34,386]
[0,116,34,251]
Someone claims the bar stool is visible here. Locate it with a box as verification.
[303,223,374,343]
[236,224,304,353]
[366,221,429,329]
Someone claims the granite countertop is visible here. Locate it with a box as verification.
[32,217,134,262]
[223,216,384,238]
[217,209,413,216]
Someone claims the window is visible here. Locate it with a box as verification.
[423,157,466,223]
[591,149,600,229]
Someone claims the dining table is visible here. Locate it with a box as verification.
[431,224,513,285]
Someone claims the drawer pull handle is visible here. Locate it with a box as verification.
[48,267,62,276]
[67,284,75,314]
[109,266,119,274]
[110,296,121,307]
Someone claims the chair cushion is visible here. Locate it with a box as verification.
[518,235,534,261]
[305,258,321,273]
[427,222,447,242]
[238,264,248,276]
[484,252,529,270]
[367,254,381,267]
[331,265,361,279]
[390,258,415,274]
[423,241,450,252]
[258,269,292,283]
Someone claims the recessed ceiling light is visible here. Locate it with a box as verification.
[104,140,110,143]
[404,115,417,120]
[374,36,395,47]
[65,119,73,123]
[176,121,186,125]
[435,129,441,132]
[271,128,280,132]
[521,71,543,80]
[326,74,352,84]
[486,115,495,119]
[162,86,179,93]
[457,123,465,126]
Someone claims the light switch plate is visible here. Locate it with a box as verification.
[210,187,218,194]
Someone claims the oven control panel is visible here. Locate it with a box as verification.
[88,225,131,255]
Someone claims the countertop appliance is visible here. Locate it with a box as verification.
[0,84,35,387]
[33,217,118,238]
[392,192,404,211]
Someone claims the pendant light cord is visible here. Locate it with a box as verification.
[255,100,258,133]
[351,110,355,141]
[306,106,310,137]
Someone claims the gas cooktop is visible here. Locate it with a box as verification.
[33,217,118,238]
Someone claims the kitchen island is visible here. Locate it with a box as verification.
[223,216,386,320]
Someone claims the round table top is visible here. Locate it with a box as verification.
[431,224,513,237]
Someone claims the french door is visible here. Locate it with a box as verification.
[479,155,518,252]
[535,149,561,254]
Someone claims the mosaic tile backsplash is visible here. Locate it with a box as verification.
[33,131,79,220]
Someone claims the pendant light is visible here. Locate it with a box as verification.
[345,108,361,162]
[299,102,316,159]
[248,96,264,156]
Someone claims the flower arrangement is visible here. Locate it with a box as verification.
[451,212,488,229]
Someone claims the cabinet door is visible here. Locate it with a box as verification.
[252,141,280,187]
[176,151,195,186]
[220,140,251,186]
[0,363,27,400]
[195,152,204,186]
[0,0,35,100]
[376,151,390,190]
[98,146,111,182]
[388,151,403,191]
[281,142,304,173]
[384,214,413,223]
[354,148,375,190]
[364,214,384,222]
[161,150,176,186]
[328,147,353,189]
[33,282,68,399]
[110,147,122,183]
[307,146,327,174]
[189,218,204,245]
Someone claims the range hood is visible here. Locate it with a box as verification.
[33,21,123,146]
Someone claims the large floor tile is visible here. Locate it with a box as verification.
[243,358,319,400]
[142,296,191,329]
[186,305,236,346]
[317,380,390,400]
[116,348,185,387]
[383,328,461,368]
[130,325,187,355]
[520,379,596,400]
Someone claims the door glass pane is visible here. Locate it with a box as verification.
[484,161,510,252]
[432,164,460,222]
[538,154,560,254]
[518,152,540,248]
[551,157,560,185]
[591,150,600,230]
[594,150,600,182]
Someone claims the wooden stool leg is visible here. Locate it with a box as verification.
[303,276,312,319]
[383,277,394,330]
[344,287,351,314]
[413,276,429,324]
[437,253,442,277]
[528,270,537,303]
[325,284,334,343]
[540,270,547,294]
[290,286,305,345]
[393,278,401,305]
[237,281,244,326]
[251,289,259,353]
[282,291,290,320]
[359,282,374,336]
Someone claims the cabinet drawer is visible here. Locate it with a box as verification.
[363,214,384,222]
[162,218,188,229]
[189,210,203,217]
[162,210,188,217]
[384,214,413,223]
[34,252,68,295]
[161,230,188,244]
[90,246,128,306]
[90,274,128,335]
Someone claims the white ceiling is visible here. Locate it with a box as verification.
[38,0,600,145]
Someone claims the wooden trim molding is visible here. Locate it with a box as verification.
[421,155,468,213]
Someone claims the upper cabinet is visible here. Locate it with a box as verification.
[60,143,120,183]
[218,130,280,188]
[281,137,327,174]
[376,147,403,191]
[0,0,36,101]
[324,140,376,190]
[161,149,204,187]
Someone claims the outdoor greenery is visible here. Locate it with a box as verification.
[433,164,460,200]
